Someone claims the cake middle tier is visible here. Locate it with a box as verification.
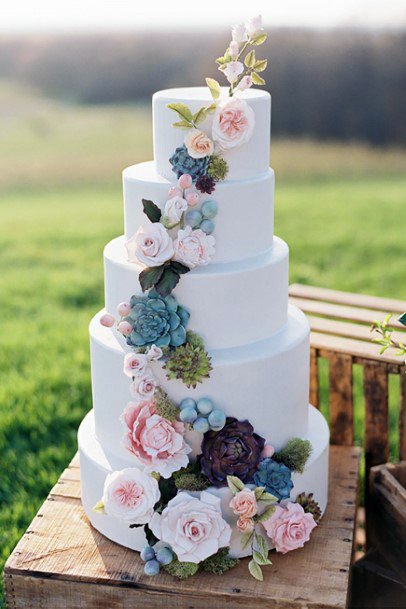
[104,236,289,350]
[90,304,310,462]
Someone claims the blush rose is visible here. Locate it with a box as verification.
[184,129,214,159]
[102,468,160,524]
[229,488,257,518]
[173,226,215,268]
[212,98,255,150]
[123,352,149,378]
[263,501,317,554]
[130,373,157,401]
[125,223,174,267]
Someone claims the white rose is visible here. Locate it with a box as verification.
[146,344,163,361]
[184,129,214,159]
[212,98,255,150]
[102,468,160,524]
[150,491,231,563]
[173,226,215,269]
[245,15,263,38]
[223,61,244,84]
[162,196,188,229]
[130,373,157,400]
[232,23,248,44]
[125,223,174,267]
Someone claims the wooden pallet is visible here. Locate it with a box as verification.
[4,446,360,609]
[289,284,406,475]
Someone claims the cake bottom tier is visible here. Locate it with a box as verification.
[79,406,329,559]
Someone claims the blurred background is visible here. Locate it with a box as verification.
[0,2,405,603]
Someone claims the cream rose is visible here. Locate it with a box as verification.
[184,129,214,159]
[130,373,157,401]
[229,489,258,518]
[123,353,149,378]
[150,491,232,563]
[162,196,188,229]
[101,468,160,524]
[173,226,215,269]
[212,98,255,150]
[125,223,174,267]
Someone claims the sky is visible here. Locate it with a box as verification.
[1,0,406,32]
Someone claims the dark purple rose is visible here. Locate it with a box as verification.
[198,417,266,487]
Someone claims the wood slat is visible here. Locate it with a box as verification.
[308,315,406,345]
[289,284,406,314]
[310,347,319,408]
[363,362,389,474]
[329,353,354,446]
[290,297,405,329]
[311,331,402,366]
[399,367,406,461]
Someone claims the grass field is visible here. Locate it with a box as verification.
[0,83,406,605]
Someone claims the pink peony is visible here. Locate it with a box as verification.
[130,374,157,401]
[150,491,231,563]
[263,502,317,554]
[102,468,160,524]
[122,401,191,478]
[173,225,215,269]
[229,489,257,518]
[123,353,148,378]
[212,98,255,150]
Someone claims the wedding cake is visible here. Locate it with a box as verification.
[78,17,329,581]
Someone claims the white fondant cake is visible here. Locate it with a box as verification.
[78,20,329,579]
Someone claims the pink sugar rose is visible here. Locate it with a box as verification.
[237,516,255,533]
[229,489,257,518]
[102,468,160,524]
[150,491,231,563]
[122,401,191,478]
[212,98,255,150]
[125,223,174,267]
[146,344,163,361]
[263,502,317,554]
[184,129,214,159]
[130,374,157,401]
[123,353,148,378]
[173,225,215,269]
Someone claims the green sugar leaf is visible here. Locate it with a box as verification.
[154,267,181,298]
[254,59,268,73]
[227,475,245,494]
[251,72,266,86]
[205,77,221,100]
[252,32,267,45]
[398,312,406,326]
[142,198,162,223]
[248,559,263,581]
[244,50,256,68]
[166,103,194,125]
[139,265,165,293]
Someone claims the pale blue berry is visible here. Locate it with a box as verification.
[179,397,197,410]
[185,210,203,229]
[201,200,218,219]
[200,219,215,235]
[193,417,210,434]
[156,546,173,566]
[140,546,156,562]
[208,409,226,431]
[144,559,160,576]
[197,397,214,416]
[179,406,198,424]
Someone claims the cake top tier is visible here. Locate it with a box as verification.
[153,87,271,182]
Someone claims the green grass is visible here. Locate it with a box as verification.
[0,82,406,605]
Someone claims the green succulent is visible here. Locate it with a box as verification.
[274,438,312,474]
[164,339,212,388]
[207,154,229,181]
[295,492,322,523]
[200,548,239,575]
[172,462,211,491]
[154,387,178,422]
[163,556,199,579]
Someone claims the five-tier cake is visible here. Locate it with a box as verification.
[78,18,329,581]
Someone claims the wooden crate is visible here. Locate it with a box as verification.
[4,446,360,609]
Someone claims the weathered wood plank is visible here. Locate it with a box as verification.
[308,315,405,345]
[311,332,401,365]
[399,367,406,461]
[290,297,405,329]
[289,284,406,313]
[4,447,361,609]
[310,347,319,408]
[363,362,389,474]
[328,353,353,446]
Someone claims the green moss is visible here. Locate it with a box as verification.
[154,387,179,422]
[172,463,211,491]
[201,547,239,575]
[274,438,312,473]
[163,557,199,579]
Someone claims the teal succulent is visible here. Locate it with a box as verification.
[124,289,190,349]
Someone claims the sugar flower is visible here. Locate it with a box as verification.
[229,488,257,518]
[245,15,263,38]
[231,23,248,44]
[173,225,215,269]
[123,352,149,378]
[101,468,160,524]
[212,98,255,150]
[130,373,157,401]
[184,129,214,159]
[162,195,188,229]
[223,61,244,85]
[125,223,174,267]
[263,502,317,554]
[150,491,231,563]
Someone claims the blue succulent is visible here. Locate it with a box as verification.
[169,145,209,181]
[124,289,189,349]
[252,458,293,501]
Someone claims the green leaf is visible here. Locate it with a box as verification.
[166,103,194,125]
[172,120,192,129]
[240,531,254,551]
[93,500,105,514]
[170,261,190,275]
[254,486,265,500]
[260,491,278,503]
[255,533,269,559]
[257,505,276,523]
[216,55,228,65]
[139,265,165,292]
[205,77,221,100]
[252,32,267,45]
[227,475,245,494]
[193,107,207,125]
[206,103,217,114]
[253,550,272,566]
[254,59,268,73]
[244,50,256,68]
[142,198,162,223]
[154,267,181,298]
[398,312,406,326]
[251,72,266,86]
[248,559,263,581]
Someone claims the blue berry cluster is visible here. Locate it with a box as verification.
[140,544,174,576]
[179,397,226,433]
[185,199,218,235]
